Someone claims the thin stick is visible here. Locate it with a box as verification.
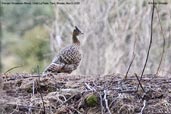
[103,90,111,114]
[84,82,96,91]
[99,93,104,114]
[58,94,76,107]
[32,81,35,96]
[4,65,23,74]
[7,104,50,111]
[140,100,147,114]
[0,5,2,73]
[5,75,41,81]
[155,6,166,75]
[36,81,46,114]
[135,73,145,93]
[125,36,137,79]
[28,103,33,113]
[36,65,46,114]
[140,0,155,80]
[68,106,82,114]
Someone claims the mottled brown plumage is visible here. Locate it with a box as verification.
[43,26,83,75]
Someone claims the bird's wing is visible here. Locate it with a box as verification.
[59,45,81,64]
[51,45,73,64]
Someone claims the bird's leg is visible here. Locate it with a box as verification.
[42,72,54,77]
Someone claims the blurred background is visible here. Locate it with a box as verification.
[1,0,171,76]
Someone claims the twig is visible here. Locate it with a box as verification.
[155,6,166,75]
[5,74,42,81]
[136,0,156,92]
[28,103,33,113]
[99,92,104,114]
[60,88,81,93]
[58,94,76,107]
[36,80,46,113]
[140,0,155,80]
[125,36,137,79]
[4,65,23,74]
[84,82,96,91]
[36,81,46,114]
[6,104,50,111]
[36,65,46,114]
[11,104,19,114]
[148,1,168,5]
[32,81,35,96]
[68,106,82,114]
[109,97,117,108]
[125,55,135,79]
[135,73,145,93]
[103,90,111,114]
[0,6,2,73]
[57,95,67,104]
[140,100,147,114]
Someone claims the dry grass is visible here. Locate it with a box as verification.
[0,73,171,114]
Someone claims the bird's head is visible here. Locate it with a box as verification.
[73,26,83,36]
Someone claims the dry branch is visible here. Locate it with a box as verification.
[4,65,23,74]
[155,6,166,75]
[36,80,46,114]
[36,66,46,114]
[140,0,155,80]
[103,90,111,114]
[99,93,104,114]
[135,73,145,93]
[140,100,147,114]
[125,35,137,79]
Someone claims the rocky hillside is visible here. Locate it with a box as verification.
[0,73,171,114]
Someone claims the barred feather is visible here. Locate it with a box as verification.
[43,26,82,75]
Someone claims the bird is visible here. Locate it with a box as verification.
[43,26,83,75]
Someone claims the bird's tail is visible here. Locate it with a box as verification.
[42,63,65,76]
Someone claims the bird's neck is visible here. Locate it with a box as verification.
[72,35,80,45]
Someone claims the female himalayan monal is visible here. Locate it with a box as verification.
[43,26,83,76]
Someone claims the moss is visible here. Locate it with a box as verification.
[85,93,98,107]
